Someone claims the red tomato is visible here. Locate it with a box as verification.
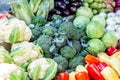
[58,72,69,80]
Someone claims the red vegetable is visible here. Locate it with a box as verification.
[85,54,100,65]
[86,63,104,80]
[97,62,108,72]
[106,46,116,56]
[75,71,90,80]
[58,72,69,80]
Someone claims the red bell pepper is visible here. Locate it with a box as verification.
[75,71,90,80]
[86,63,104,80]
[106,46,117,56]
[58,72,69,80]
[85,54,100,65]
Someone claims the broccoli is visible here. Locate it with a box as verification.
[72,40,81,52]
[42,26,57,37]
[34,35,53,57]
[53,55,68,72]
[60,46,76,59]
[58,22,81,40]
[31,16,47,25]
[30,24,43,41]
[69,56,85,69]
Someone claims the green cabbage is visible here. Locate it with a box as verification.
[92,15,106,28]
[102,31,118,48]
[73,16,90,27]
[86,21,104,38]
[87,39,106,55]
[76,7,93,19]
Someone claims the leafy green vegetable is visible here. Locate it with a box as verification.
[102,31,118,48]
[86,21,104,38]
[29,0,41,12]
[11,0,34,24]
[9,27,20,44]
[73,16,90,28]
[37,0,50,19]
[87,39,106,56]
[76,7,93,19]
[92,15,106,28]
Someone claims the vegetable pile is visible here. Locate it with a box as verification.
[0,0,120,80]
[59,46,120,80]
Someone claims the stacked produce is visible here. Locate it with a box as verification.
[82,0,115,15]
[11,0,54,24]
[30,14,88,72]
[0,0,120,80]
[0,16,58,80]
[57,47,120,80]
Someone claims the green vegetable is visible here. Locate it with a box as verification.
[60,46,76,59]
[0,46,12,63]
[102,31,118,48]
[73,16,90,28]
[90,2,101,9]
[11,0,34,24]
[29,0,41,13]
[27,58,57,80]
[37,0,50,19]
[83,0,93,3]
[69,56,85,69]
[53,55,68,72]
[59,21,81,40]
[34,35,52,56]
[86,21,104,38]
[72,40,81,52]
[9,27,20,44]
[76,7,93,19]
[87,39,106,55]
[92,15,106,28]
[30,24,43,41]
[31,16,47,25]
[42,26,57,37]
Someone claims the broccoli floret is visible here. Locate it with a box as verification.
[31,16,47,25]
[58,22,81,40]
[69,56,85,69]
[53,55,68,72]
[30,24,42,41]
[52,14,63,21]
[60,46,76,59]
[42,26,57,37]
[72,40,81,52]
[34,35,52,55]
